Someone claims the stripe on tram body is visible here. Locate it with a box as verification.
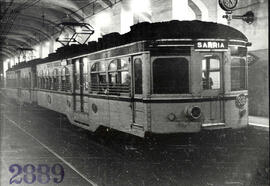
[35,90,238,103]
[140,96,236,103]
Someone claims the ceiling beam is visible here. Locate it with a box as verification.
[2,31,40,44]
[2,23,52,40]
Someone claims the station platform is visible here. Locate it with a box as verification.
[249,116,269,131]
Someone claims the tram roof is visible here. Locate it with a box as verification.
[7,20,248,72]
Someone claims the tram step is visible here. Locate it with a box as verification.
[131,123,144,130]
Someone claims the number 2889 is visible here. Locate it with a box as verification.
[9,164,64,184]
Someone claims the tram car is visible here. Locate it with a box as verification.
[3,20,250,137]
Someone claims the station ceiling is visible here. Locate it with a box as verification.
[0,0,118,61]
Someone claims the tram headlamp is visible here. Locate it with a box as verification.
[185,106,201,120]
[167,113,176,121]
[235,94,247,108]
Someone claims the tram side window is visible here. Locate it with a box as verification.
[134,58,142,94]
[21,76,25,88]
[38,77,41,89]
[37,76,41,88]
[22,75,30,89]
[202,55,220,90]
[52,69,59,90]
[153,58,189,94]
[44,70,49,89]
[48,76,52,90]
[38,72,44,89]
[41,76,45,89]
[61,67,71,92]
[83,58,89,91]
[75,60,80,90]
[90,62,107,93]
[108,59,130,95]
[28,72,31,88]
[231,58,246,91]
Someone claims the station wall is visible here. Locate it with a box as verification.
[230,0,268,117]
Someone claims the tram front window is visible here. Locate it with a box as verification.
[202,55,221,90]
[231,58,246,91]
[153,58,189,94]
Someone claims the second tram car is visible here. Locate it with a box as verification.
[3,20,250,137]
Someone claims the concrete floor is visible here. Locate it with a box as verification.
[0,99,269,186]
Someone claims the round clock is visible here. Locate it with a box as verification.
[219,0,238,11]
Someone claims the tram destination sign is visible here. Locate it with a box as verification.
[194,40,228,50]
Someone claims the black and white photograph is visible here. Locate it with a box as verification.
[0,0,269,185]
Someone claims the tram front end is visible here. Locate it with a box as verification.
[147,38,249,134]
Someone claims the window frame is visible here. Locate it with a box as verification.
[107,58,130,96]
[230,56,247,91]
[61,67,71,92]
[90,61,107,94]
[133,57,143,95]
[151,56,191,96]
[201,54,222,90]
[52,68,59,91]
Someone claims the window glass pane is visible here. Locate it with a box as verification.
[121,71,130,85]
[91,63,98,71]
[209,72,220,89]
[99,62,106,72]
[109,72,117,84]
[82,58,88,91]
[134,58,142,94]
[202,55,220,90]
[231,58,246,91]
[230,46,247,57]
[91,74,98,84]
[153,58,189,94]
[202,59,206,71]
[109,61,117,71]
[90,58,107,93]
[75,60,80,73]
[83,58,89,73]
[120,59,128,69]
[210,58,220,69]
[108,59,130,94]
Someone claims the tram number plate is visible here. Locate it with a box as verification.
[8,163,64,184]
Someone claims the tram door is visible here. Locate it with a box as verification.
[73,58,88,113]
[200,53,225,124]
[130,55,144,129]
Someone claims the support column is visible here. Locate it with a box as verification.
[49,38,54,53]
[39,44,43,59]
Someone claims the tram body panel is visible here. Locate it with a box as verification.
[148,102,201,133]
[36,91,72,114]
[88,97,109,127]
[224,97,248,128]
